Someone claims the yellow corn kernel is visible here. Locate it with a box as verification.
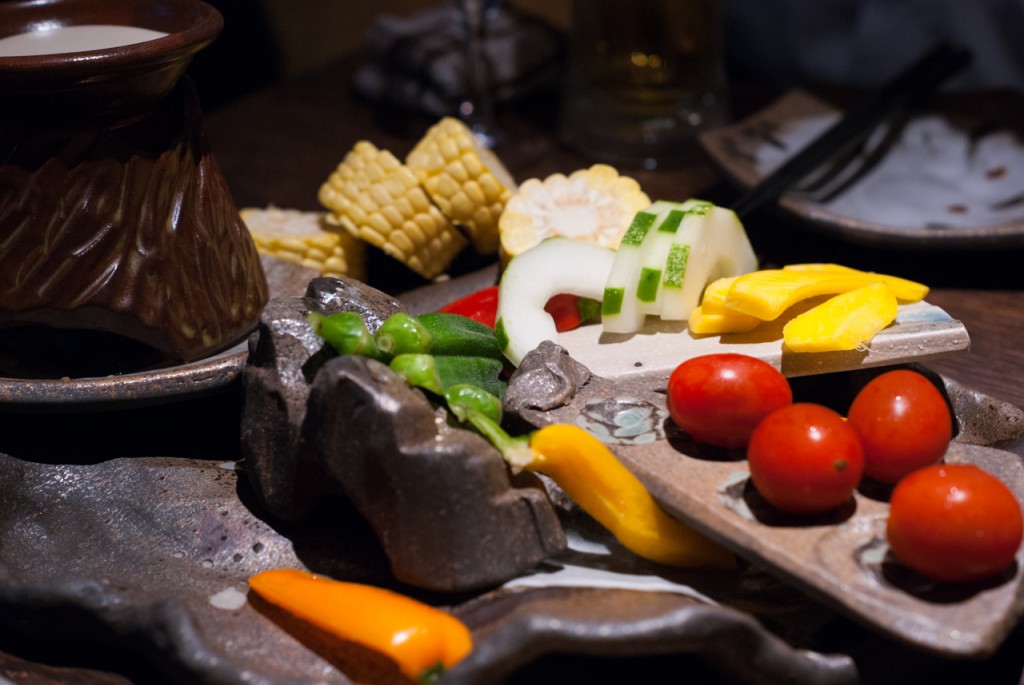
[406,117,517,255]
[783,282,899,352]
[497,164,650,265]
[240,207,366,281]
[319,141,467,279]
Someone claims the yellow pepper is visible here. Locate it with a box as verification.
[248,569,472,683]
[527,424,735,569]
[445,384,735,570]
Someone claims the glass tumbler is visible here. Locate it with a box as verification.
[559,0,727,169]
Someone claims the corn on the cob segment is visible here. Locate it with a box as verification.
[240,206,367,281]
[498,164,650,263]
[406,117,516,256]
[319,141,467,279]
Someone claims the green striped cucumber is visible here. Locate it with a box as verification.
[659,205,758,320]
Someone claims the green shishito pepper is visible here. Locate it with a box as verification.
[443,383,533,469]
[389,354,506,400]
[310,311,503,361]
[308,311,382,359]
[374,312,503,360]
[310,309,509,400]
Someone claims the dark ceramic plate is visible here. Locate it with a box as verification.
[701,89,1024,250]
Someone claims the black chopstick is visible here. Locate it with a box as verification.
[729,42,972,220]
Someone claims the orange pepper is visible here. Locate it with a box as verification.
[248,569,472,683]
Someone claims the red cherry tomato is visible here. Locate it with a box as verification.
[887,464,1023,583]
[847,369,953,484]
[666,353,792,449]
[747,403,865,515]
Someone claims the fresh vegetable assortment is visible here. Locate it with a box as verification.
[308,308,732,571]
[249,120,1015,677]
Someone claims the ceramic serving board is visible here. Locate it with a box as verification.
[556,300,969,389]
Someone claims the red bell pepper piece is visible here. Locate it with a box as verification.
[437,287,599,333]
[437,286,499,328]
[545,293,601,332]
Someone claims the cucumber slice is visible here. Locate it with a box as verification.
[600,205,661,334]
[660,205,758,320]
[637,200,708,315]
[496,237,616,366]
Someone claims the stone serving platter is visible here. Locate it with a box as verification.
[0,452,863,685]
[0,266,1020,684]
[0,376,1021,685]
[532,370,1024,658]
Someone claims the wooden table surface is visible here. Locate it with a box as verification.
[1,55,1023,684]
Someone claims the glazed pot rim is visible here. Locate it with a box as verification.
[0,0,222,79]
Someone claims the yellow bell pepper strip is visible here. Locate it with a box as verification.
[687,276,762,335]
[782,282,899,352]
[782,263,931,300]
[724,267,928,321]
[688,305,764,336]
[445,385,735,569]
[248,569,472,684]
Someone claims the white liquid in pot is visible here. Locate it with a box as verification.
[0,25,168,57]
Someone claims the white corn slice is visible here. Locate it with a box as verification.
[498,164,650,264]
[319,140,467,279]
[240,206,367,281]
[406,117,516,256]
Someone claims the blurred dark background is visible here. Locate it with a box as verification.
[187,0,1024,113]
[187,0,572,111]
